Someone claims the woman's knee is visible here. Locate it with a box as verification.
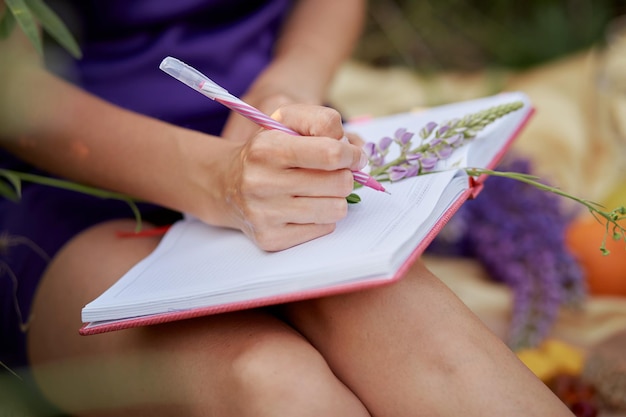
[225,331,370,416]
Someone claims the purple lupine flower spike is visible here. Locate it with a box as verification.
[406,152,423,164]
[379,136,393,152]
[429,137,443,147]
[436,125,450,137]
[420,155,439,171]
[405,165,419,178]
[425,157,586,350]
[399,130,414,145]
[446,134,464,146]
[389,166,408,181]
[364,142,376,158]
[394,127,407,138]
[419,121,437,139]
[436,145,454,159]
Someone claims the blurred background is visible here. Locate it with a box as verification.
[354,0,625,71]
[335,4,626,414]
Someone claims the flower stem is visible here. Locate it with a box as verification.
[465,167,626,255]
[0,169,143,231]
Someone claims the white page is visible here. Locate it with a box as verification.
[82,170,455,321]
[82,92,532,323]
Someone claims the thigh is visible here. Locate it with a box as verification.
[281,262,573,417]
[27,219,369,417]
[0,183,180,372]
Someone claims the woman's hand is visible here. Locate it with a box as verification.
[207,104,367,251]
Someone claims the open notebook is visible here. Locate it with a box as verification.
[80,91,534,335]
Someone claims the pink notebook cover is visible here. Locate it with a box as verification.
[80,107,535,336]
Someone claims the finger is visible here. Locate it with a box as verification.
[345,132,365,147]
[252,222,336,252]
[245,195,348,228]
[289,168,355,197]
[286,196,349,224]
[250,168,355,198]
[254,132,365,172]
[292,138,367,172]
[272,104,345,140]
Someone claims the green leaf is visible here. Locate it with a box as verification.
[4,0,42,55]
[0,5,16,38]
[346,193,361,204]
[0,169,22,198]
[0,177,20,201]
[25,0,81,58]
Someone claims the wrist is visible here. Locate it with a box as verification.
[169,130,243,230]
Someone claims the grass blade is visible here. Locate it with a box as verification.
[4,0,41,55]
[0,6,16,38]
[25,0,81,58]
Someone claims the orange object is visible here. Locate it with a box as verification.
[565,214,626,296]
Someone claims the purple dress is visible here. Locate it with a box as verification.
[0,0,291,371]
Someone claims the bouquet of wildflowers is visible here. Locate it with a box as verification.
[358,101,626,349]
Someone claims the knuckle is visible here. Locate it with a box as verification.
[312,107,343,138]
[326,198,348,221]
[245,135,274,163]
[244,212,285,252]
[238,173,263,198]
[319,107,343,131]
[322,142,345,167]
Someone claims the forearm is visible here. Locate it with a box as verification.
[0,33,233,224]
[252,0,366,104]
[0,8,367,250]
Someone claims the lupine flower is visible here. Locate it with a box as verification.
[420,121,437,139]
[419,154,439,171]
[436,125,450,137]
[394,128,414,147]
[363,142,377,159]
[425,157,586,350]
[434,145,453,159]
[379,136,393,152]
[447,133,463,145]
[389,166,409,181]
[353,99,626,349]
[364,142,385,168]
[363,101,525,181]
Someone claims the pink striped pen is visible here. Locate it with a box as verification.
[159,56,387,194]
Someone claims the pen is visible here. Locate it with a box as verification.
[159,56,387,193]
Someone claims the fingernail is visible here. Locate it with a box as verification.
[359,150,368,170]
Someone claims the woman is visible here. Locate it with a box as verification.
[0,1,574,415]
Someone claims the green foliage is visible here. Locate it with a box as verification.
[0,2,15,38]
[358,0,622,70]
[3,0,40,53]
[346,193,361,204]
[0,171,20,201]
[0,0,81,58]
[0,169,143,231]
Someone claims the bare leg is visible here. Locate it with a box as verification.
[282,261,574,417]
[27,220,370,417]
